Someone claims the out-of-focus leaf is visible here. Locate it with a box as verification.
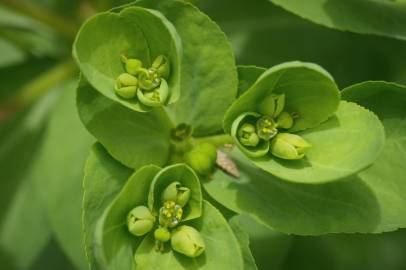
[28,81,94,269]
[0,167,50,270]
[199,0,406,87]
[284,230,406,270]
[0,38,26,68]
[267,0,406,41]
[230,215,291,270]
[0,90,57,269]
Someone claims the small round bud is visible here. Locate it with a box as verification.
[138,68,161,90]
[161,181,191,207]
[116,73,138,88]
[127,206,155,236]
[159,201,183,228]
[256,116,278,140]
[152,55,170,79]
[154,227,171,242]
[171,225,205,258]
[237,123,260,147]
[184,143,217,175]
[276,111,294,129]
[115,85,137,99]
[137,78,169,107]
[121,55,143,75]
[270,133,311,160]
[258,94,285,118]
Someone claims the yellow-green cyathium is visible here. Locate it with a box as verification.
[114,54,170,107]
[233,94,311,160]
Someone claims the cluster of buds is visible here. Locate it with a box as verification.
[235,94,311,160]
[126,181,205,258]
[115,55,170,107]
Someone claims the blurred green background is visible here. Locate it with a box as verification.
[1,0,405,269]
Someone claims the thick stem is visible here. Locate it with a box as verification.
[2,0,79,40]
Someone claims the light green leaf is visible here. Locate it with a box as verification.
[254,101,385,183]
[268,0,406,41]
[224,61,340,134]
[96,165,161,269]
[77,77,172,169]
[342,81,406,232]
[83,143,133,270]
[29,82,94,269]
[135,0,238,135]
[237,65,266,96]
[73,6,181,112]
[228,216,258,270]
[148,163,202,222]
[204,148,382,235]
[134,201,244,270]
[0,38,25,68]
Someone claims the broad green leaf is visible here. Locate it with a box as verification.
[30,82,94,269]
[237,65,265,96]
[83,143,133,270]
[148,163,202,221]
[230,215,291,270]
[254,101,385,183]
[134,201,244,270]
[135,0,238,135]
[342,81,406,231]
[73,6,181,112]
[223,61,340,134]
[96,165,160,269]
[268,0,406,41]
[228,216,258,270]
[77,77,172,169]
[204,148,382,235]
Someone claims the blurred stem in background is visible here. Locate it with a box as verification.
[0,59,77,122]
[2,0,79,40]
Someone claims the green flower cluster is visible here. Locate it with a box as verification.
[126,181,205,258]
[115,55,170,107]
[234,94,311,159]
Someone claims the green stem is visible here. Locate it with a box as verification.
[1,59,77,114]
[2,0,79,40]
[194,134,234,147]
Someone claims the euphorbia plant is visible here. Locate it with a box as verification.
[74,0,403,269]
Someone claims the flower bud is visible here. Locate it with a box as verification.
[137,78,169,107]
[270,133,311,160]
[138,68,161,90]
[116,73,138,88]
[159,201,183,228]
[154,227,171,242]
[184,143,217,175]
[258,94,285,118]
[121,55,143,75]
[161,181,191,207]
[127,206,155,236]
[276,111,293,129]
[171,225,205,258]
[152,55,170,79]
[256,116,278,140]
[115,85,137,99]
[237,123,260,147]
